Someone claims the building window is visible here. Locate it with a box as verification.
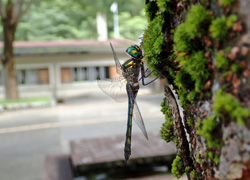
[17,68,49,85]
[61,66,109,84]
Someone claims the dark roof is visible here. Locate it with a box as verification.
[0,39,139,56]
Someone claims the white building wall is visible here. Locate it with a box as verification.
[0,52,128,100]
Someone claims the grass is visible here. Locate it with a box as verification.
[0,97,53,105]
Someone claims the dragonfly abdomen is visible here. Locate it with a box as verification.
[124,93,134,162]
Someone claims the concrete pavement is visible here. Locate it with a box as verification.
[0,91,182,180]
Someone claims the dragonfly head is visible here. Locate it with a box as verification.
[126,45,142,59]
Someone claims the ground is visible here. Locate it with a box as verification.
[0,90,184,180]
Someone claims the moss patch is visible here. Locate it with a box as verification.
[160,98,174,142]
[215,51,229,69]
[210,16,228,41]
[226,14,237,28]
[213,90,250,125]
[144,1,159,22]
[173,5,211,106]
[157,0,174,13]
[197,117,222,149]
[171,154,185,178]
[219,0,235,6]
[143,15,165,70]
[183,5,210,39]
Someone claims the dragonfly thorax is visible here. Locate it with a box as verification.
[123,58,141,70]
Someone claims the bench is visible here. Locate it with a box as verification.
[44,154,73,180]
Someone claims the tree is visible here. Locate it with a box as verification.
[119,10,147,41]
[0,0,33,99]
[15,0,146,41]
[143,0,250,179]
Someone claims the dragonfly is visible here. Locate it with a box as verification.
[98,43,157,162]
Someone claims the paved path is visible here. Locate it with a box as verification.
[0,92,183,180]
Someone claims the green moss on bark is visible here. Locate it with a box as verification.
[171,154,185,178]
[213,90,250,125]
[160,99,174,142]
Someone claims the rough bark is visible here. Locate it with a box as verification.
[165,86,194,180]
[143,0,250,179]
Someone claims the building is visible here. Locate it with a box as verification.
[0,39,139,100]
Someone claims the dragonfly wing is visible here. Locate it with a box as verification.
[127,84,148,139]
[132,99,148,139]
[110,43,123,75]
[97,76,127,103]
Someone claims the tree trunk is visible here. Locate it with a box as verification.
[1,2,19,99]
[143,0,250,179]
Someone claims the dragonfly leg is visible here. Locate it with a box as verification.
[141,76,158,86]
[140,62,158,86]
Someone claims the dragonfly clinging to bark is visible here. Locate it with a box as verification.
[98,43,157,162]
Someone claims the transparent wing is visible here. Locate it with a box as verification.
[127,85,148,139]
[110,43,123,75]
[97,76,127,103]
[133,100,148,139]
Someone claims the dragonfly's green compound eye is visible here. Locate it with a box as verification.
[126,45,142,58]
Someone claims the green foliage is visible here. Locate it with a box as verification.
[210,16,228,41]
[160,99,174,142]
[171,155,185,178]
[215,51,229,69]
[213,90,250,125]
[219,0,235,6]
[7,0,146,41]
[226,15,237,28]
[17,1,98,40]
[119,10,147,40]
[197,117,222,149]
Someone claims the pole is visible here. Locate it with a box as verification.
[110,2,119,39]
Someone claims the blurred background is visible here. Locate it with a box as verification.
[0,1,184,180]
